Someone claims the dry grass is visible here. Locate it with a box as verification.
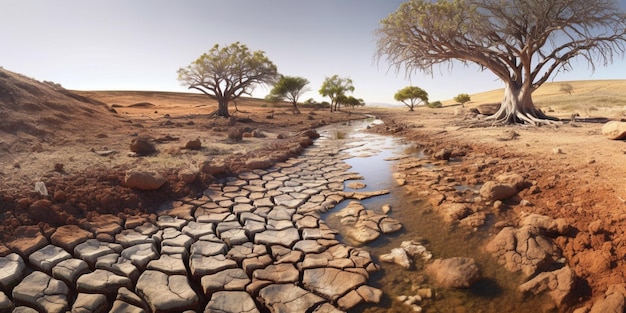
[446,80,626,118]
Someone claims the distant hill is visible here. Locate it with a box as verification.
[0,67,125,153]
[447,80,626,116]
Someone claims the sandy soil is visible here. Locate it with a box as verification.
[2,67,626,310]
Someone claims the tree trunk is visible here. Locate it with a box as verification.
[217,98,230,117]
[292,102,300,114]
[486,82,557,125]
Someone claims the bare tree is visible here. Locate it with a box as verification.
[376,0,626,125]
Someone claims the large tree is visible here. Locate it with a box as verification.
[268,75,310,114]
[394,86,429,111]
[177,42,279,117]
[319,75,355,112]
[376,0,626,125]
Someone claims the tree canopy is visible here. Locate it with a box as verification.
[177,42,279,117]
[319,75,355,112]
[376,0,626,125]
[268,75,310,114]
[394,86,429,111]
[454,93,471,106]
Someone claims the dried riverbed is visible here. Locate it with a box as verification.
[1,117,568,312]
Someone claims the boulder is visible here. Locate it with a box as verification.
[183,138,201,150]
[476,103,501,115]
[439,203,472,223]
[518,266,577,306]
[426,257,481,288]
[246,157,273,170]
[201,159,229,176]
[480,180,518,201]
[486,226,562,277]
[130,136,156,155]
[602,121,626,140]
[124,170,166,190]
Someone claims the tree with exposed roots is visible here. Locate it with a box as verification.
[177,42,279,118]
[376,0,626,125]
[319,75,355,112]
[268,76,310,114]
[394,86,429,111]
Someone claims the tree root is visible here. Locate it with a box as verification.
[486,107,561,126]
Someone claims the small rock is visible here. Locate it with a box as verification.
[183,139,202,150]
[426,257,481,288]
[124,171,166,190]
[130,136,156,155]
[602,121,626,140]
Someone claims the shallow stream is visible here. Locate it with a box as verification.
[317,118,552,313]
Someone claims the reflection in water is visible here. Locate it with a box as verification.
[318,119,551,313]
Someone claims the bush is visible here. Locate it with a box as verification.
[427,101,443,108]
[227,127,244,142]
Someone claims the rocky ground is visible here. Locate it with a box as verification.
[2,67,626,312]
[366,106,626,312]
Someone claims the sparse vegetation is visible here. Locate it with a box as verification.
[559,83,574,95]
[267,76,310,114]
[453,93,471,106]
[394,86,428,111]
[319,75,355,112]
[427,101,443,108]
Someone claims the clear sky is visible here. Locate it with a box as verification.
[2,0,625,105]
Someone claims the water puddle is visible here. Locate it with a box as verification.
[318,118,551,313]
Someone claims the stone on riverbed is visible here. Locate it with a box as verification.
[426,257,481,288]
[486,218,563,277]
[335,201,402,244]
[380,241,432,269]
[518,265,577,306]
[380,248,412,269]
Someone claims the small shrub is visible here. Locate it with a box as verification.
[427,101,443,108]
[228,127,244,142]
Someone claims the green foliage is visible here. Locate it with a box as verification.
[394,86,428,111]
[453,93,471,105]
[427,100,442,108]
[338,95,365,109]
[319,75,355,112]
[268,76,309,114]
[177,42,279,117]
